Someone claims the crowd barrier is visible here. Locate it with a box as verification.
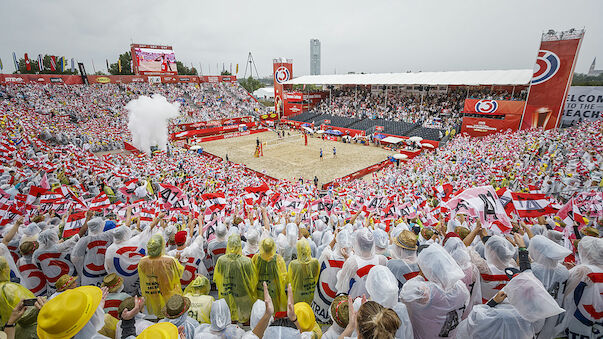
[196,128,268,143]
[0,73,237,85]
[171,122,258,140]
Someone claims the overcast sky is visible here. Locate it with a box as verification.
[1,0,601,77]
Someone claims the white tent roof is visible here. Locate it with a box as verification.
[381,136,404,144]
[284,69,532,86]
[252,87,274,98]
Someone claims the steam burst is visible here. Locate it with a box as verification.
[126,94,180,154]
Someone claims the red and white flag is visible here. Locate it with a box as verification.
[201,192,226,212]
[446,185,511,233]
[510,192,557,218]
[63,211,87,238]
[89,192,111,211]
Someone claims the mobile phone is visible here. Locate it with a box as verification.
[22,298,37,307]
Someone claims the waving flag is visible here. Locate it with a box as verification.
[158,183,189,211]
[446,185,511,233]
[496,187,517,216]
[24,53,31,71]
[50,56,56,72]
[38,54,44,71]
[63,211,87,238]
[12,52,18,71]
[201,192,226,212]
[89,192,111,211]
[510,192,557,217]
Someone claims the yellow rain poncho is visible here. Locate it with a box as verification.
[183,275,214,324]
[138,234,184,317]
[214,234,258,323]
[0,258,34,326]
[287,239,320,305]
[252,238,288,313]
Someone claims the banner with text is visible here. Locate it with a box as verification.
[520,31,584,130]
[560,86,603,128]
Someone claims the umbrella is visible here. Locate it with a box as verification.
[374,134,386,140]
[422,143,435,148]
[190,145,202,150]
[393,154,408,159]
[317,130,325,134]
[302,126,313,133]
[409,136,423,142]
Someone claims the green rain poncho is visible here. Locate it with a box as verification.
[252,237,288,313]
[287,239,320,305]
[214,234,258,322]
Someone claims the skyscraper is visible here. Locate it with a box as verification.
[310,39,321,75]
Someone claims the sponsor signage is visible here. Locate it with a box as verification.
[560,86,603,127]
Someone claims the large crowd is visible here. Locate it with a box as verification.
[0,82,264,153]
[309,87,527,132]
[0,81,600,339]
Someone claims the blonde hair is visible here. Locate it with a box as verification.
[357,301,401,339]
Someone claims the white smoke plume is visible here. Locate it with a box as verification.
[126,94,180,154]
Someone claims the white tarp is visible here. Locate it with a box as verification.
[284,69,532,86]
[252,87,274,99]
[382,136,403,144]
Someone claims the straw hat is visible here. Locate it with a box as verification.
[330,295,349,328]
[161,295,191,319]
[55,274,78,293]
[37,286,102,339]
[101,273,123,293]
[394,230,418,251]
[117,297,135,320]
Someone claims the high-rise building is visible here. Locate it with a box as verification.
[310,39,321,75]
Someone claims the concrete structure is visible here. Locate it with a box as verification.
[310,39,321,75]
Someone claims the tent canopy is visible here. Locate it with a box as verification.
[382,136,404,144]
[284,69,532,86]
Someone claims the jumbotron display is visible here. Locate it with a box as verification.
[131,43,178,75]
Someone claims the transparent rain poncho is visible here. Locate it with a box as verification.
[287,239,319,305]
[196,299,245,339]
[214,234,258,323]
[484,235,517,271]
[353,228,375,259]
[456,304,535,339]
[418,243,465,291]
[502,272,564,322]
[252,237,287,313]
[372,229,388,255]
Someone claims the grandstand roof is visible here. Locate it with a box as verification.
[284,69,532,86]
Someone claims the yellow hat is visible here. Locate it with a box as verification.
[137,322,178,339]
[294,302,316,332]
[37,286,102,339]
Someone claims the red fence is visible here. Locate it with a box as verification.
[171,122,258,140]
[196,128,268,143]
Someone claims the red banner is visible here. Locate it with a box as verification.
[461,115,522,137]
[322,160,393,189]
[520,31,584,130]
[197,128,268,142]
[171,122,257,140]
[463,99,525,115]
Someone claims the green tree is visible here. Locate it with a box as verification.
[572,72,603,86]
[176,61,197,75]
[13,54,78,74]
[238,76,264,93]
[221,70,232,76]
[108,51,133,75]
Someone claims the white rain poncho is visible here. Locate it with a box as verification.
[480,235,516,302]
[242,229,260,258]
[400,244,469,339]
[263,326,302,339]
[71,217,113,287]
[104,225,152,295]
[196,299,245,339]
[336,229,386,298]
[372,229,388,255]
[443,237,482,318]
[366,265,414,339]
[311,231,348,323]
[502,272,565,323]
[484,235,516,271]
[33,229,79,294]
[456,304,535,339]
[561,236,603,338]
